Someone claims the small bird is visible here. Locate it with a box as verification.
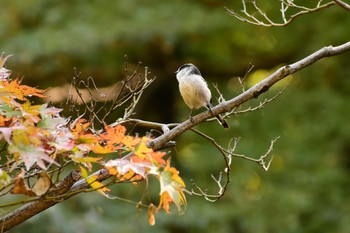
[175,63,229,128]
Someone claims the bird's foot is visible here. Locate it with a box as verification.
[189,116,195,124]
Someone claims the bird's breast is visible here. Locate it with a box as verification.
[178,75,211,109]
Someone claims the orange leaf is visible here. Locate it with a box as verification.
[158,192,172,214]
[91,143,114,154]
[100,124,126,144]
[159,160,187,213]
[0,115,12,127]
[70,118,92,139]
[92,124,127,154]
[106,166,118,175]
[0,79,46,102]
[148,204,157,226]
[11,173,35,196]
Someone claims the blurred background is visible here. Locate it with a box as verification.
[1,0,350,232]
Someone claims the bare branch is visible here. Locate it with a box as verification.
[186,127,278,201]
[333,0,350,11]
[229,137,279,171]
[186,128,232,201]
[0,170,81,232]
[225,0,336,27]
[63,63,156,127]
[147,42,350,151]
[238,63,254,92]
[231,84,289,116]
[116,118,172,134]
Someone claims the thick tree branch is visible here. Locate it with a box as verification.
[147,42,350,151]
[0,170,81,232]
[0,169,111,232]
[333,0,350,11]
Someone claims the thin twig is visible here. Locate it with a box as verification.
[225,0,336,27]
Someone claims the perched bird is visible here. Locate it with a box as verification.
[175,63,229,128]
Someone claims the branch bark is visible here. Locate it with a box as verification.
[333,0,350,11]
[147,41,350,151]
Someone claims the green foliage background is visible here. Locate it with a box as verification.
[1,0,350,232]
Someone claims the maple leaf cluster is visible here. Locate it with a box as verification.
[0,55,186,225]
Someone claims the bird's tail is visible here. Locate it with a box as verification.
[206,104,229,129]
[215,114,229,129]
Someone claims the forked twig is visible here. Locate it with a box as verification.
[225,0,336,27]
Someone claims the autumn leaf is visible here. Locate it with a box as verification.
[130,137,167,166]
[91,143,112,154]
[80,166,111,197]
[0,114,13,127]
[133,137,153,158]
[68,118,99,153]
[0,54,12,81]
[0,169,11,189]
[121,135,141,150]
[0,54,12,69]
[38,103,62,119]
[0,125,24,144]
[159,160,187,213]
[70,156,102,164]
[105,158,157,178]
[131,150,166,166]
[158,191,173,214]
[148,204,157,226]
[91,124,127,153]
[19,101,42,123]
[11,173,36,196]
[11,171,52,196]
[91,124,142,154]
[70,155,102,171]
[69,118,93,140]
[0,79,46,102]
[100,124,126,144]
[8,125,59,170]
[31,171,52,196]
[70,118,90,132]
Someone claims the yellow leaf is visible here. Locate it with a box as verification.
[80,166,110,197]
[80,165,89,178]
[21,101,41,122]
[164,160,186,187]
[121,135,141,150]
[70,156,102,164]
[134,139,153,158]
